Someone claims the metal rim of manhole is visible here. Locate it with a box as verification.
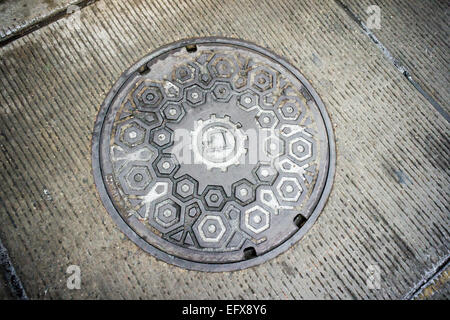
[92,37,335,272]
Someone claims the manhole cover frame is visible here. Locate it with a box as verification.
[92,37,336,272]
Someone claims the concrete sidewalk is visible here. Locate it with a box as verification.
[0,0,448,299]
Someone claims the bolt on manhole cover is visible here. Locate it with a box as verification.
[92,37,335,271]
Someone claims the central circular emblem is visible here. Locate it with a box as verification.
[201,126,236,161]
[92,38,335,271]
[192,115,247,171]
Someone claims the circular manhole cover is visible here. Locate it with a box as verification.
[92,38,335,271]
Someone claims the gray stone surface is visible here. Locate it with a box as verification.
[0,0,448,299]
[0,0,79,41]
[342,0,450,113]
[0,275,13,300]
[414,263,449,300]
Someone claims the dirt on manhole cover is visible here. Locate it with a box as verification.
[92,37,335,271]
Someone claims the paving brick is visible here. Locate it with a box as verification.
[0,0,448,299]
[342,0,450,113]
[0,0,81,41]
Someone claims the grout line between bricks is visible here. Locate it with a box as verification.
[0,0,448,299]
[335,0,450,123]
[0,237,28,300]
[404,255,449,300]
[335,0,450,299]
[0,0,98,48]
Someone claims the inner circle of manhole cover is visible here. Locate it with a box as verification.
[92,38,335,271]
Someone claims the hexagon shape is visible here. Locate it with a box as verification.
[232,179,255,205]
[151,127,172,147]
[277,157,300,173]
[289,137,313,162]
[264,135,285,158]
[260,92,277,109]
[193,213,230,248]
[135,111,161,128]
[256,110,279,129]
[253,71,272,91]
[118,164,153,195]
[126,165,152,189]
[253,162,278,184]
[154,199,181,231]
[155,154,179,176]
[175,175,198,200]
[203,186,227,211]
[281,104,299,119]
[173,64,196,85]
[238,90,259,111]
[162,102,185,122]
[199,215,225,241]
[133,81,165,111]
[198,72,214,89]
[212,82,233,102]
[249,67,276,93]
[208,54,238,79]
[162,81,182,101]
[243,205,270,234]
[185,85,206,107]
[232,74,249,92]
[186,202,202,218]
[116,120,147,149]
[141,87,162,105]
[276,96,306,122]
[224,203,241,220]
[276,176,303,202]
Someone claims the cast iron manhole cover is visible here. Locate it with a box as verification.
[92,38,335,271]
